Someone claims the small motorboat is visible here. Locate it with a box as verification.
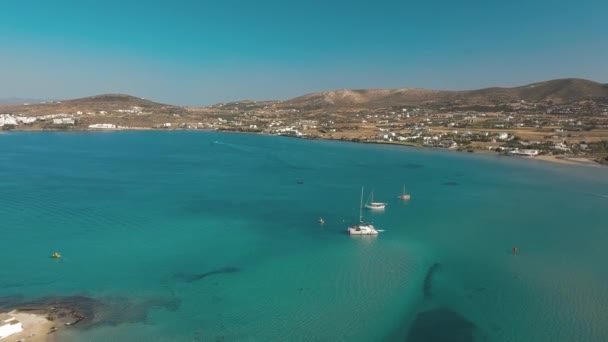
[51,252,61,259]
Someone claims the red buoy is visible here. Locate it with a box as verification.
[512,246,518,255]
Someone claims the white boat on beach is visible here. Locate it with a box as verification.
[348,187,379,235]
[364,190,387,210]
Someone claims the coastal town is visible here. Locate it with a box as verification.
[2,80,608,165]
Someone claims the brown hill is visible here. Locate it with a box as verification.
[282,78,608,110]
[2,79,606,115]
[66,94,172,109]
[0,94,185,116]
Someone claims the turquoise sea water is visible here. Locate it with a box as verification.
[1,131,608,341]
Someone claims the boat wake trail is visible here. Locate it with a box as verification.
[591,194,608,199]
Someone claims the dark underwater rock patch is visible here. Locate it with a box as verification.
[402,163,424,169]
[174,267,240,283]
[0,294,180,329]
[406,307,475,342]
[442,181,460,186]
[423,263,441,299]
[0,295,23,307]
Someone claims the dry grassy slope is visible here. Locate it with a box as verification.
[514,79,608,103]
[282,78,608,109]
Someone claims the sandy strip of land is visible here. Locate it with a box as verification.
[533,155,603,167]
[1,310,56,342]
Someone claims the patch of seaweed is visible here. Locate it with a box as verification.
[441,181,460,186]
[0,295,24,307]
[406,307,475,342]
[423,263,441,299]
[0,294,180,329]
[401,163,424,169]
[173,267,240,283]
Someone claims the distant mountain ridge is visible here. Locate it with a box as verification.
[282,78,608,110]
[1,79,607,113]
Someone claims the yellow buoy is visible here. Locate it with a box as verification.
[51,252,61,259]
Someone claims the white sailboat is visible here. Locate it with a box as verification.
[364,189,387,210]
[348,187,379,235]
[398,185,411,200]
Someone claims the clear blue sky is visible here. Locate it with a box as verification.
[1,0,607,106]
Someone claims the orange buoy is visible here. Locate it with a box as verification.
[512,247,518,255]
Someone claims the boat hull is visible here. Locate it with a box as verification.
[365,203,386,210]
[348,225,379,235]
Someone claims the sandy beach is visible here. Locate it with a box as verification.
[1,311,55,342]
[533,154,603,167]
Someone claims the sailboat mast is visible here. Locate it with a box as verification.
[359,186,364,223]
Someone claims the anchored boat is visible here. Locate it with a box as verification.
[348,187,379,235]
[398,185,411,200]
[364,189,387,210]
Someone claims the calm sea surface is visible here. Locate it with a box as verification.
[1,131,607,341]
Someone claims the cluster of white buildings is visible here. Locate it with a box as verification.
[0,114,37,126]
[270,126,304,137]
[0,113,81,127]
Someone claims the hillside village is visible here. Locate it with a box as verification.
[2,79,608,164]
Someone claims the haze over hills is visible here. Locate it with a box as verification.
[0,97,50,105]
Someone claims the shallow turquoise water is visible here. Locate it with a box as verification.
[1,131,607,341]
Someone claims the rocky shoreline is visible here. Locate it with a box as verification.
[0,294,180,341]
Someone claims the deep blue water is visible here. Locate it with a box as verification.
[1,131,607,341]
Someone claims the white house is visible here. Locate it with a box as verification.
[0,314,23,339]
[509,149,539,156]
[88,123,116,129]
[553,143,570,151]
[53,118,75,125]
